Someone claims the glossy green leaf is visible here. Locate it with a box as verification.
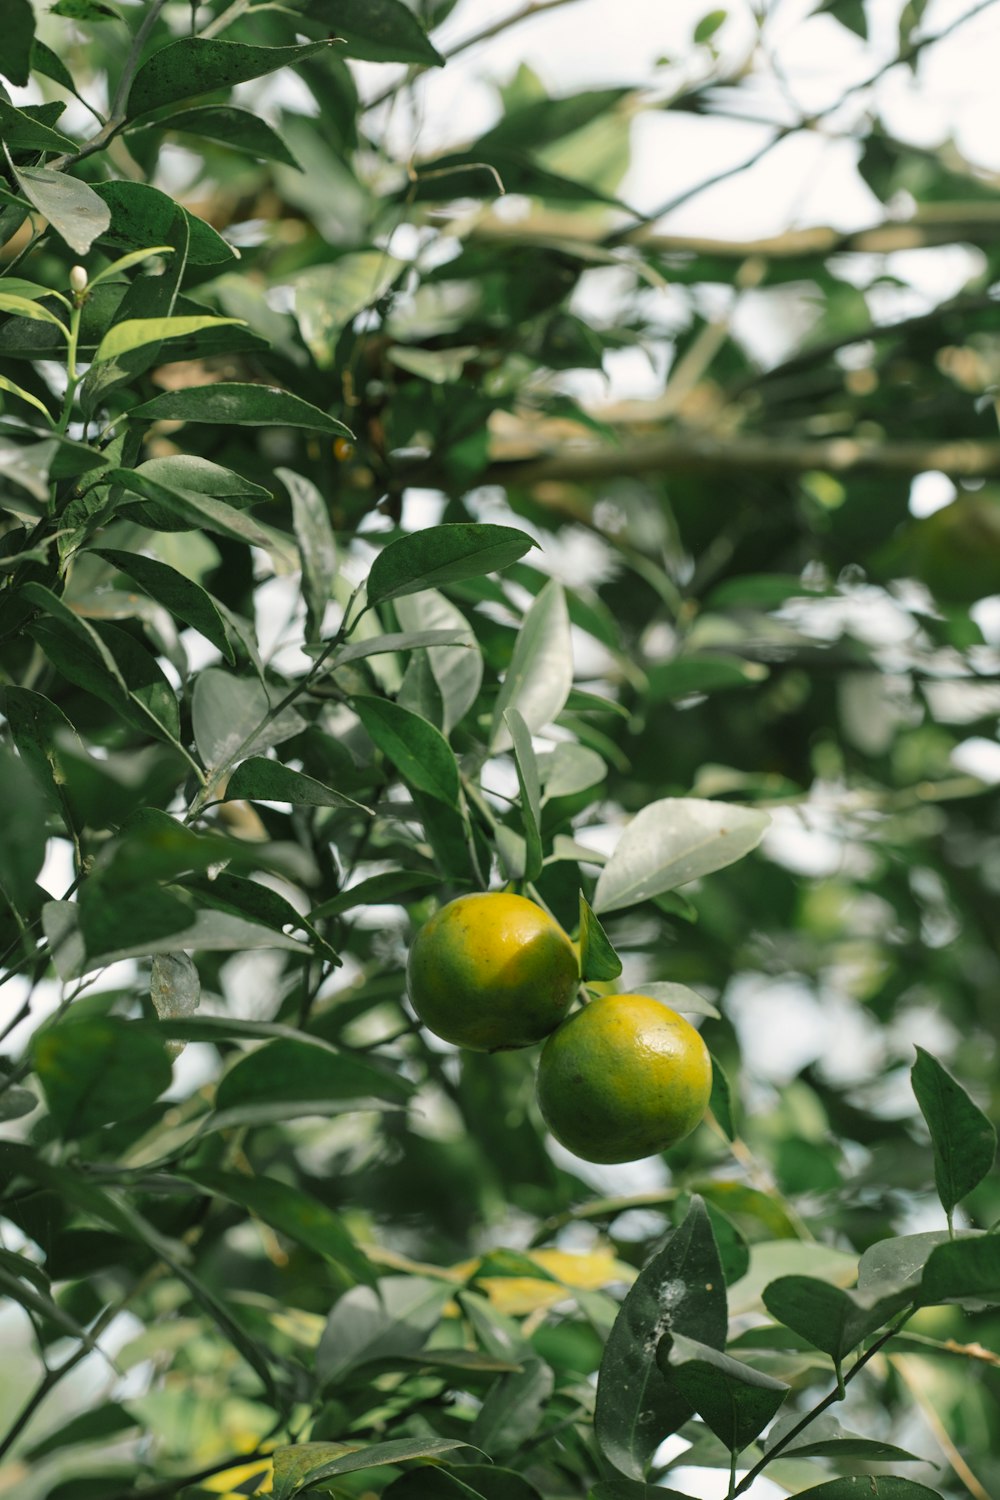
[659,1332,788,1453]
[0,746,49,912]
[274,1438,467,1500]
[0,292,68,332]
[182,872,339,967]
[109,467,295,563]
[0,101,76,154]
[131,382,351,435]
[634,982,720,1019]
[590,1484,696,1500]
[191,669,304,774]
[129,105,301,168]
[491,579,573,751]
[911,1046,996,1218]
[89,180,235,265]
[93,314,244,364]
[395,589,482,735]
[33,1017,173,1137]
[766,1412,925,1462]
[315,1276,457,1386]
[224,755,370,813]
[25,1403,138,1462]
[14,166,110,255]
[127,38,334,118]
[708,1051,737,1140]
[920,1234,1000,1305]
[293,252,404,367]
[367,523,535,607]
[761,1276,908,1364]
[470,1355,553,1461]
[1,0,34,86]
[578,892,623,981]
[593,798,770,915]
[0,373,53,422]
[789,1481,942,1500]
[332,628,472,667]
[595,1196,726,1479]
[183,1167,374,1287]
[354,695,460,805]
[94,548,234,664]
[304,0,444,65]
[214,1037,411,1116]
[540,741,607,798]
[309,869,441,920]
[505,707,543,882]
[277,467,336,637]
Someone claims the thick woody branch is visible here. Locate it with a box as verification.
[474,432,1000,486]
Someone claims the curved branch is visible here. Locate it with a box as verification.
[472,431,1000,486]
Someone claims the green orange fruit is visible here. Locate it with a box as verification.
[406,892,579,1052]
[536,993,712,1163]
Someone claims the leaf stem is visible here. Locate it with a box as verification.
[731,1303,916,1496]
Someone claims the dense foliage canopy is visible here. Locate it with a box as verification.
[1,2,999,1497]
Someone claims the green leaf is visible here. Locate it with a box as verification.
[766,1412,926,1462]
[491,578,573,751]
[395,588,483,735]
[183,872,339,967]
[109,467,295,564]
[761,1276,908,1365]
[93,314,244,364]
[131,383,351,435]
[578,892,623,981]
[309,868,441,920]
[646,655,767,702]
[0,295,67,333]
[0,101,76,155]
[540,742,607,798]
[25,1403,138,1462]
[331,628,472,667]
[593,798,770,915]
[94,548,235,664]
[51,0,123,17]
[273,1439,468,1500]
[183,1167,374,1288]
[0,373,53,423]
[469,1356,554,1461]
[658,1332,788,1453]
[857,1231,950,1297]
[505,707,543,882]
[224,755,371,813]
[635,982,720,1019]
[367,523,534,607]
[354,695,460,805]
[595,1196,726,1480]
[88,245,175,288]
[0,746,49,912]
[191,669,304,774]
[590,1485,696,1500]
[920,1235,1000,1305]
[911,1047,996,1218]
[708,1051,737,1140]
[315,1276,457,1386]
[293,252,405,367]
[128,105,301,168]
[13,166,111,256]
[33,1016,173,1138]
[89,180,235,265]
[150,952,201,1029]
[693,8,728,43]
[214,1036,411,1117]
[277,467,336,638]
[1,0,34,86]
[127,38,335,118]
[789,1481,943,1500]
[304,0,445,65]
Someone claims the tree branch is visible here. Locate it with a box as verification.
[469,431,1000,487]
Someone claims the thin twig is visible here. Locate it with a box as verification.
[363,0,584,113]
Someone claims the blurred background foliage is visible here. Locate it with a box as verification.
[2,0,1000,1497]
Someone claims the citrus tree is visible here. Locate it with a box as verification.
[1,2,999,1498]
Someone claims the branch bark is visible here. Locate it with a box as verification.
[470,431,1000,486]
